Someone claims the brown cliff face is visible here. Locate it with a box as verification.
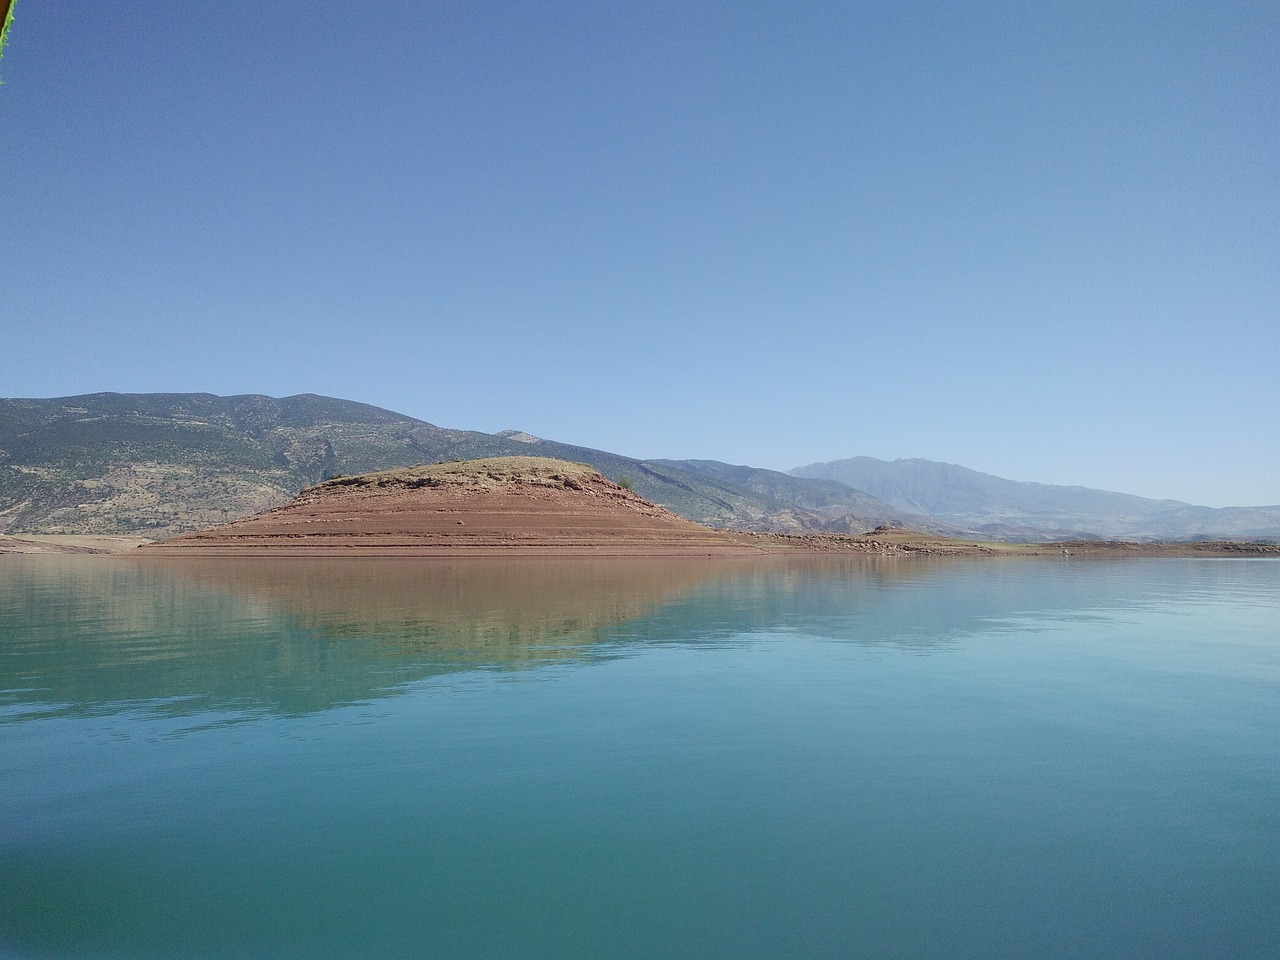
[134,457,764,557]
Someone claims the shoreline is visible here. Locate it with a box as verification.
[0,534,153,555]
[8,459,1277,561]
[4,532,1276,558]
[741,531,1280,558]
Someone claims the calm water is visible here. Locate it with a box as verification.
[2,555,1277,959]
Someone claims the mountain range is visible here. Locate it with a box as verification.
[790,457,1280,542]
[1,392,1276,542]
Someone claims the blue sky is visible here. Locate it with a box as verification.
[2,1,1276,506]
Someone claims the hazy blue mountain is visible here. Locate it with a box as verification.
[791,456,1280,541]
[489,438,868,533]
[651,459,963,536]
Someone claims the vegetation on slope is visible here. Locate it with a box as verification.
[0,393,527,535]
[0,394,901,538]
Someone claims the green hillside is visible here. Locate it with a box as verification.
[0,393,899,538]
[0,393,527,535]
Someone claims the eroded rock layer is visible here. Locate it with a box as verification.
[135,457,763,557]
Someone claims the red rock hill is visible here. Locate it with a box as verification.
[135,457,763,557]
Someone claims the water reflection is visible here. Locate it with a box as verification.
[2,555,1274,723]
[0,556,746,720]
[615,556,1280,648]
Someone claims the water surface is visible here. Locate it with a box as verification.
[2,556,1277,959]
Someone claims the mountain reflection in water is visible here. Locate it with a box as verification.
[3,554,1262,723]
[1,556,734,720]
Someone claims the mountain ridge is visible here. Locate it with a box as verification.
[791,456,1280,541]
[649,458,965,537]
[2,392,1276,541]
[0,392,903,538]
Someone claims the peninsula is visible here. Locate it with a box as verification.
[129,457,1280,559]
[134,457,764,557]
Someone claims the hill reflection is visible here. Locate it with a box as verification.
[3,554,1250,723]
[1,556,745,720]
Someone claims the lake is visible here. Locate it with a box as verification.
[2,555,1277,959]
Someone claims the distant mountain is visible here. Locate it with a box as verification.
[790,456,1280,541]
[478,441,877,534]
[0,393,885,538]
[651,459,961,536]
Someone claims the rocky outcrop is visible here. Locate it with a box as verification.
[135,457,767,557]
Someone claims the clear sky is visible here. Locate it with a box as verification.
[2,2,1276,507]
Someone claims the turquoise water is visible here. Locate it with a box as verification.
[2,555,1278,959]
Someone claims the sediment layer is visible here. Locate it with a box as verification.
[134,457,765,557]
